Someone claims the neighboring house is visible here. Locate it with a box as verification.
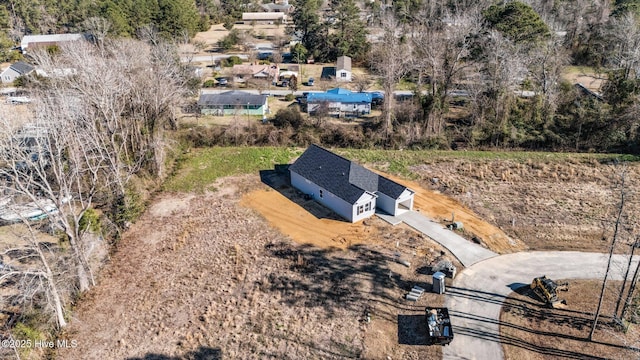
[198,91,269,117]
[232,64,279,83]
[242,12,287,24]
[306,88,372,117]
[1,61,34,84]
[20,33,84,54]
[336,56,352,82]
[289,144,415,223]
[574,83,604,102]
[261,1,294,13]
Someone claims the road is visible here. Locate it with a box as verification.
[443,251,639,360]
[181,54,249,63]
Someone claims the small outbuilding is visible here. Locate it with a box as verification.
[198,91,269,117]
[336,56,352,82]
[289,144,415,223]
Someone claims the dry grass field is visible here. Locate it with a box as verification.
[45,151,640,360]
[501,280,639,360]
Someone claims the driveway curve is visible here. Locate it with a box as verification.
[443,251,639,360]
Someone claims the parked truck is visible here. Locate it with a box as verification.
[425,307,454,345]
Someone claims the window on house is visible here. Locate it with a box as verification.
[357,205,364,215]
[341,72,347,78]
[365,202,371,212]
[319,190,323,198]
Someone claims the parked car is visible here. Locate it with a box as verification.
[307,77,315,86]
[216,77,228,86]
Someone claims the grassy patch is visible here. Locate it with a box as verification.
[163,146,302,192]
[163,146,639,192]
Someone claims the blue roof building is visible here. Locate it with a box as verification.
[306,88,372,117]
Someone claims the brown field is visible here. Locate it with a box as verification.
[47,155,640,360]
[501,280,639,360]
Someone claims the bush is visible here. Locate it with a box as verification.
[218,29,240,51]
[273,107,305,129]
[79,208,101,233]
[284,93,295,101]
[222,55,242,67]
[203,79,216,88]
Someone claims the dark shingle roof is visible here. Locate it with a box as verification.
[10,61,34,75]
[198,91,267,107]
[289,144,409,204]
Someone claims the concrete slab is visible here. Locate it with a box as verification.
[397,211,498,267]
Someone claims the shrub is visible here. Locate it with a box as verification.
[203,79,216,88]
[79,208,101,233]
[273,107,305,129]
[284,93,295,101]
[222,55,242,67]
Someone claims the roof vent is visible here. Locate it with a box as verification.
[342,172,345,176]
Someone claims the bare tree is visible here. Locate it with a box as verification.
[0,222,67,328]
[370,13,412,138]
[352,74,371,93]
[412,8,483,136]
[606,11,640,80]
[0,36,189,293]
[82,17,112,49]
[477,30,528,146]
[591,168,627,340]
[527,35,570,126]
[616,236,639,320]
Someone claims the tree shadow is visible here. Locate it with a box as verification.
[126,346,222,360]
[262,242,423,321]
[258,167,345,221]
[397,314,428,345]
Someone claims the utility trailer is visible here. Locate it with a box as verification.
[426,307,454,345]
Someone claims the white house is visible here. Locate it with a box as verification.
[336,56,352,82]
[289,145,415,222]
[1,61,34,84]
[20,33,84,54]
[306,88,372,117]
[242,12,287,24]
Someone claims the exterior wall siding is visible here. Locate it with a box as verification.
[290,171,355,222]
[337,70,352,82]
[307,102,370,116]
[200,105,266,116]
[1,69,19,84]
[352,194,377,222]
[376,193,397,215]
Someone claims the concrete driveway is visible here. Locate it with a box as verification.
[443,252,639,360]
[396,211,497,267]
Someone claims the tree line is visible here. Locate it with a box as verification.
[0,35,193,331]
[278,0,640,153]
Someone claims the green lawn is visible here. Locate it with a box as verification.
[163,146,303,192]
[163,146,638,192]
